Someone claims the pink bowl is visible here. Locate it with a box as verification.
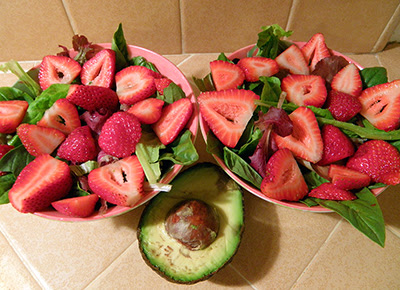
[199,43,386,213]
[34,44,198,221]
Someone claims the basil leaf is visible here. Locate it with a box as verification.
[193,74,215,92]
[206,130,224,159]
[316,188,386,247]
[0,174,16,204]
[159,130,199,165]
[217,52,231,62]
[360,67,388,89]
[129,56,160,74]
[158,83,186,104]
[303,171,329,189]
[111,23,129,71]
[0,145,34,178]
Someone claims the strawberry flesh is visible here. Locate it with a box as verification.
[275,44,310,75]
[331,63,362,97]
[0,100,29,134]
[301,33,331,71]
[127,98,165,124]
[308,182,356,201]
[328,164,371,190]
[51,194,99,218]
[237,56,279,82]
[209,60,245,91]
[154,77,172,94]
[80,48,116,88]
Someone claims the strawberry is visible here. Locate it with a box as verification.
[325,90,362,122]
[198,89,259,148]
[331,63,362,97]
[0,100,29,134]
[301,33,331,71]
[127,98,165,124]
[66,84,119,112]
[0,144,14,176]
[115,65,156,105]
[308,182,356,201]
[9,154,73,213]
[37,98,81,135]
[272,106,323,163]
[51,194,99,218]
[281,74,327,107]
[317,124,355,166]
[17,124,66,157]
[154,77,172,94]
[237,56,279,82]
[38,55,81,90]
[359,80,400,132]
[57,126,97,163]
[328,164,371,190]
[347,139,400,185]
[209,60,245,91]
[260,148,308,201]
[88,155,144,207]
[152,98,193,145]
[275,44,310,75]
[80,49,116,88]
[98,111,142,158]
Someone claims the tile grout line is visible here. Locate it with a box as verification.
[60,0,77,35]
[284,0,298,34]
[387,225,400,239]
[228,264,258,290]
[178,0,185,54]
[372,3,400,53]
[290,218,343,289]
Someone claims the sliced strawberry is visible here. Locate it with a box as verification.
[38,55,81,90]
[80,49,116,88]
[317,124,354,166]
[209,60,245,91]
[57,126,97,163]
[325,90,362,122]
[115,65,156,105]
[17,124,66,157]
[9,154,72,213]
[275,44,310,75]
[281,74,327,107]
[331,63,362,97]
[98,111,142,158]
[328,164,371,190]
[272,106,323,163]
[66,84,119,112]
[237,56,279,82]
[260,148,308,201]
[359,80,400,132]
[0,144,14,176]
[308,182,356,201]
[152,98,193,145]
[347,139,400,185]
[154,77,172,94]
[88,155,144,207]
[37,98,81,135]
[127,98,165,124]
[51,194,99,218]
[0,100,29,134]
[301,33,331,71]
[198,89,259,148]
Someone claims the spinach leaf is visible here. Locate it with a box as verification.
[0,87,33,103]
[254,24,293,59]
[206,130,224,159]
[69,161,99,177]
[192,74,215,92]
[259,76,281,105]
[111,23,129,71]
[0,174,16,204]
[0,145,34,178]
[159,130,199,165]
[314,187,386,247]
[158,83,186,104]
[303,171,329,189]
[360,67,388,89]
[129,56,160,73]
[217,52,231,62]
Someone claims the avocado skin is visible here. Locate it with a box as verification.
[137,162,244,284]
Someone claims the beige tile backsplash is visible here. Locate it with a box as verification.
[0,0,399,61]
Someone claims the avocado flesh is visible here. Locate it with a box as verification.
[138,163,244,284]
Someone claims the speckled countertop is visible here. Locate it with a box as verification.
[1,44,400,289]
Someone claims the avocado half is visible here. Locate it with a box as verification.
[137,162,244,284]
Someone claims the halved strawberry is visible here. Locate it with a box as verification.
[317,124,355,166]
[66,84,119,112]
[237,56,279,82]
[347,139,400,185]
[57,126,97,163]
[198,89,259,148]
[17,124,66,157]
[308,182,356,201]
[260,148,308,201]
[154,77,172,94]
[209,60,245,91]
[272,106,323,163]
[127,98,165,124]
[152,98,193,145]
[301,33,331,71]
[331,63,362,97]
[9,154,73,213]
[0,144,14,176]
[51,194,99,218]
[359,80,400,132]
[325,90,362,122]
[328,164,371,190]
[0,100,29,134]
[37,98,81,135]
[38,55,81,90]
[115,65,156,105]
[80,48,116,88]
[281,74,327,107]
[88,155,144,207]
[275,44,310,75]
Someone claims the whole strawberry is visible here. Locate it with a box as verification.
[98,111,142,158]
[325,90,362,122]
